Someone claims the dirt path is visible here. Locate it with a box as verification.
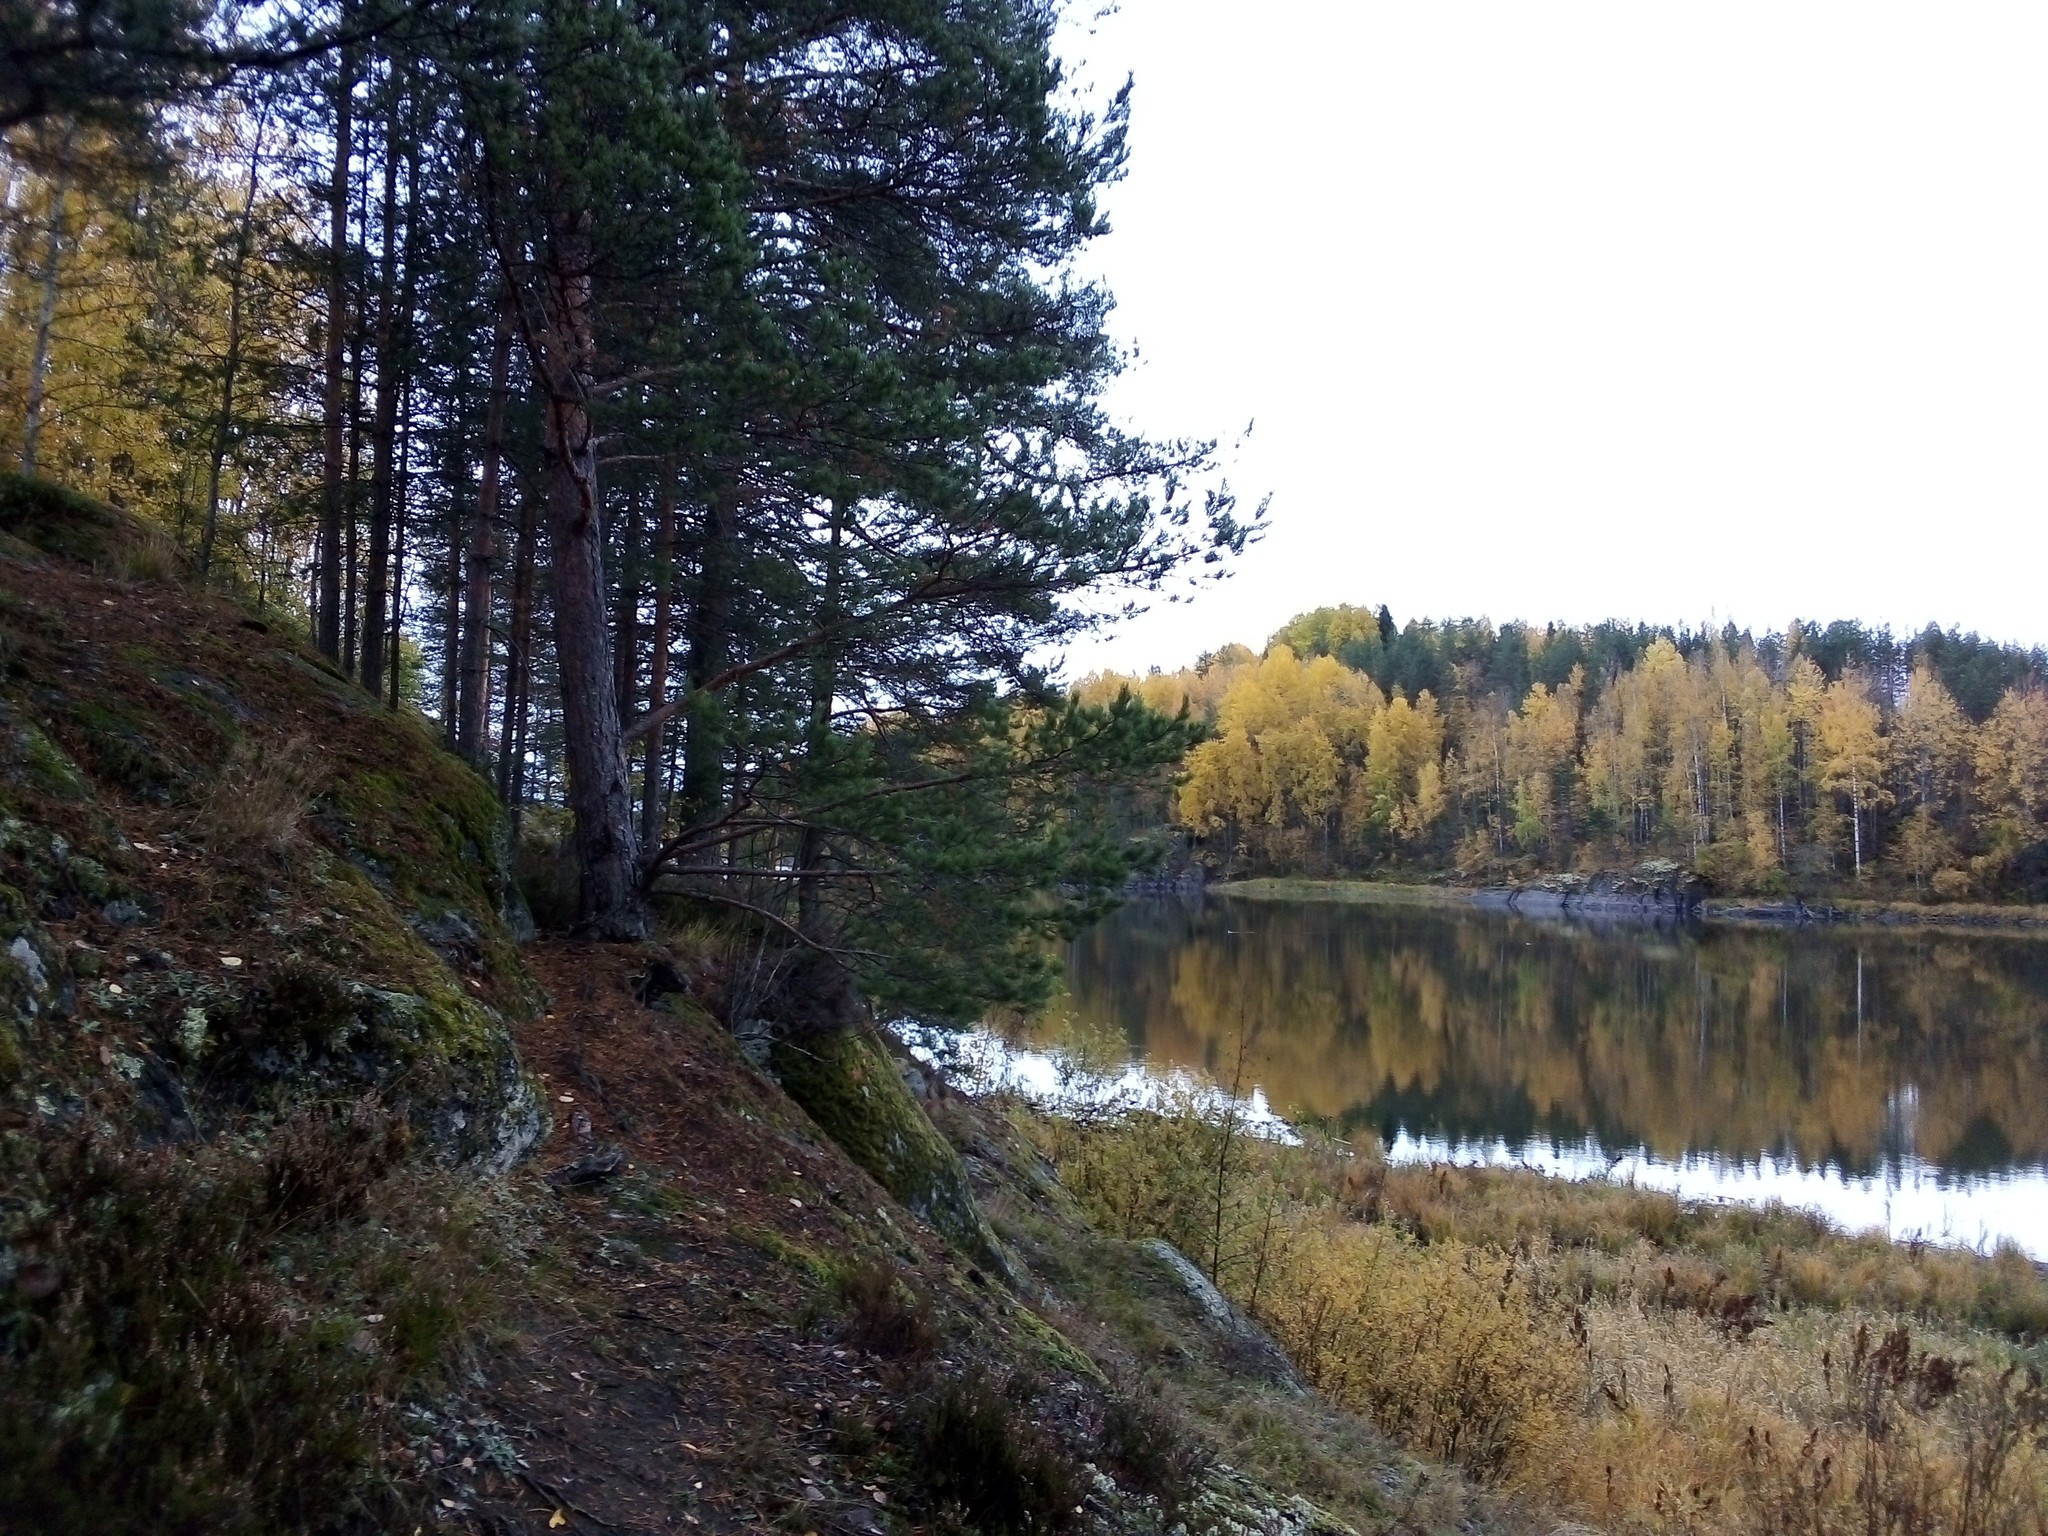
[412,942,950,1534]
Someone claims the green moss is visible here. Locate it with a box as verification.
[0,472,125,565]
[316,745,539,1018]
[62,698,182,801]
[0,478,544,1169]
[738,1224,837,1286]
[1006,1299,1105,1382]
[2,714,88,802]
[770,1026,1012,1278]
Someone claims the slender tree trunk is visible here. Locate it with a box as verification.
[198,108,269,581]
[388,118,421,712]
[343,373,360,676]
[21,119,77,476]
[640,471,677,851]
[537,213,643,936]
[460,287,513,760]
[360,77,402,701]
[612,490,641,724]
[256,515,270,608]
[797,502,845,936]
[389,374,412,711]
[0,157,17,283]
[317,55,354,660]
[680,480,736,835]
[441,356,468,747]
[343,111,375,676]
[1851,769,1863,878]
[499,473,538,816]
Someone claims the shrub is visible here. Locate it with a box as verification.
[234,956,363,1062]
[910,1370,1078,1534]
[261,1096,412,1226]
[835,1258,937,1359]
[0,1104,488,1534]
[1258,1222,1579,1481]
[1099,1373,1211,1522]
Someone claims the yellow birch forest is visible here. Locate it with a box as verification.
[1080,605,2048,898]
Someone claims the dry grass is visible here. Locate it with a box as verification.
[1366,1161,2048,1339]
[1021,1099,2048,1536]
[194,732,324,856]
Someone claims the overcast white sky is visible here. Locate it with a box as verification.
[1055,1,2048,675]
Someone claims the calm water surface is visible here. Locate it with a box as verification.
[1021,896,2048,1258]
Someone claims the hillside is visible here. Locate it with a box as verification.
[0,481,1476,1533]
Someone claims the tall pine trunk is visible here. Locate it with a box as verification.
[679,481,735,836]
[499,474,539,819]
[612,493,641,724]
[537,213,643,936]
[317,55,354,661]
[388,374,412,710]
[459,289,513,760]
[360,77,402,701]
[797,502,845,937]
[639,475,676,853]
[441,358,468,747]
[343,362,360,676]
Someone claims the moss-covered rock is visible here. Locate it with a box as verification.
[770,1024,1014,1280]
[0,476,546,1169]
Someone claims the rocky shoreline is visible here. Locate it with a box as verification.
[1212,874,2048,935]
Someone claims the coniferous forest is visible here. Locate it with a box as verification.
[0,0,1252,1010]
[1082,606,2048,899]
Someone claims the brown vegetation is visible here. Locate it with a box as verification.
[1022,1087,2048,1536]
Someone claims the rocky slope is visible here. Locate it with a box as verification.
[0,475,1490,1536]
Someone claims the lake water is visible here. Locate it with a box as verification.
[999,895,2048,1258]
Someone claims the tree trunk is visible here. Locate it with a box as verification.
[317,56,354,661]
[198,109,269,581]
[612,491,641,725]
[1851,768,1863,878]
[640,472,677,852]
[441,357,468,747]
[797,502,846,936]
[360,77,402,701]
[389,374,412,711]
[460,287,513,760]
[21,118,76,477]
[499,472,539,818]
[537,212,643,937]
[343,388,359,676]
[679,480,736,835]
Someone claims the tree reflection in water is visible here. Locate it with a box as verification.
[1047,897,2048,1182]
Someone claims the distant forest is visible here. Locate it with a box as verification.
[1080,606,2048,899]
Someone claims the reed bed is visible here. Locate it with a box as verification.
[1017,1085,2048,1536]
